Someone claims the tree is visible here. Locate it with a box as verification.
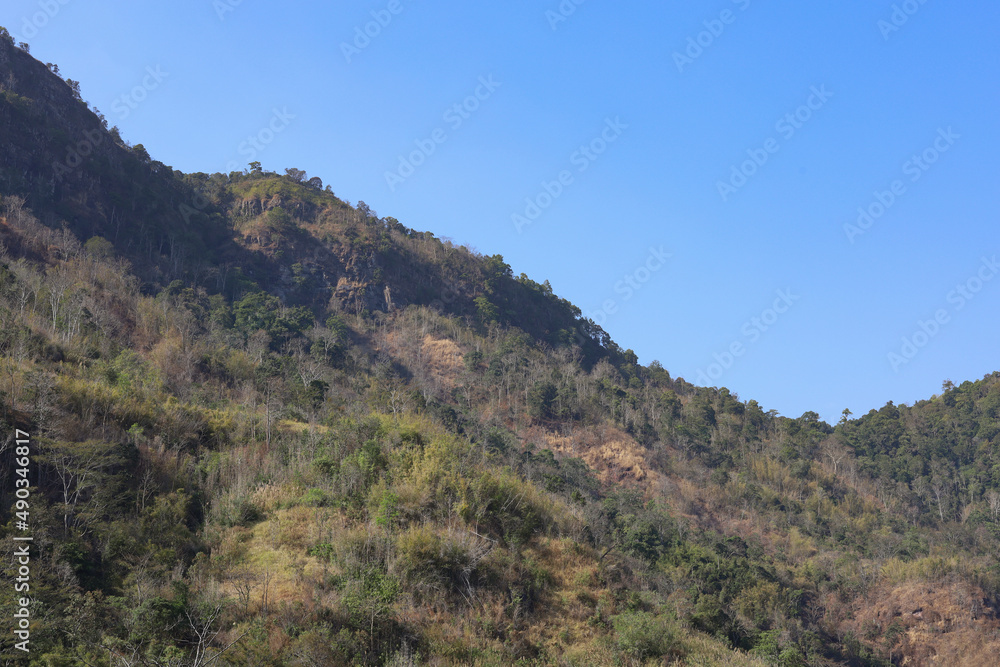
[2,193,27,224]
[306,176,323,189]
[185,599,247,666]
[822,436,849,476]
[987,490,1000,521]
[233,291,280,334]
[248,161,262,174]
[527,382,557,421]
[45,265,74,336]
[260,207,293,239]
[84,236,114,259]
[483,254,512,294]
[474,296,499,326]
[284,167,307,183]
[8,259,41,318]
[356,200,376,221]
[586,492,674,565]
[40,439,116,533]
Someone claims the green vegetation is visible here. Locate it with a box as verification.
[0,30,998,665]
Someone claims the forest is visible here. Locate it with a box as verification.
[1,27,1000,666]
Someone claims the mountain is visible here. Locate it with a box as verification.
[1,30,999,665]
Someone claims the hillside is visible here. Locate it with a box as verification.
[2,29,1000,666]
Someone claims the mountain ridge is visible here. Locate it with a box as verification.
[2,29,1000,665]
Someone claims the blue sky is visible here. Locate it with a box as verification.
[5,0,998,423]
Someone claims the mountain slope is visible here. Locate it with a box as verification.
[1,30,999,665]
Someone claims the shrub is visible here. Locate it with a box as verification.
[214,493,263,527]
[734,581,784,630]
[458,470,544,546]
[373,489,401,528]
[611,611,685,662]
[300,487,332,507]
[393,524,492,602]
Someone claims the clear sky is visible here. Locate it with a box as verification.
[5,0,998,423]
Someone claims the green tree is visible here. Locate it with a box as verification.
[83,236,114,259]
[474,296,499,326]
[284,167,307,183]
[233,291,280,334]
[527,381,557,421]
[132,143,151,163]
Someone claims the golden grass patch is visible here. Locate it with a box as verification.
[543,425,653,485]
[421,334,464,389]
[212,505,345,610]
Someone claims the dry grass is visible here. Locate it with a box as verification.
[542,424,655,485]
[839,579,1000,666]
[212,504,344,613]
[678,636,772,666]
[420,334,465,390]
[522,538,608,654]
[277,418,330,435]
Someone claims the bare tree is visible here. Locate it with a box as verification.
[245,330,271,364]
[931,483,946,523]
[308,324,341,359]
[388,388,406,420]
[823,437,849,476]
[2,194,26,224]
[49,443,105,533]
[232,568,256,616]
[260,569,273,617]
[45,266,74,334]
[9,259,42,318]
[185,601,246,667]
[263,378,278,449]
[136,465,157,514]
[290,340,324,388]
[987,490,1000,521]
